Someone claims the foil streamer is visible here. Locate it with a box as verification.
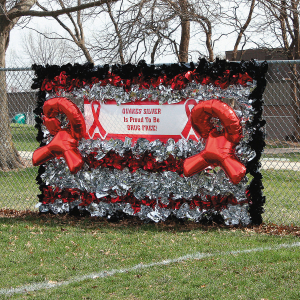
[220,204,251,226]
[46,81,254,106]
[41,200,250,225]
[41,159,248,201]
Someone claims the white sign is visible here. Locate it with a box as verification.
[84,99,199,142]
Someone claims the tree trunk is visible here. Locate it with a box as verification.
[0,31,24,170]
[206,31,214,62]
[231,0,256,61]
[178,17,190,62]
[151,37,161,64]
[290,63,300,140]
[178,0,190,63]
[78,42,94,64]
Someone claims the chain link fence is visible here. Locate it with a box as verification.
[1,62,300,225]
[261,60,300,225]
[0,68,39,212]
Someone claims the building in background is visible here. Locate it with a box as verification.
[226,48,300,142]
[225,48,288,61]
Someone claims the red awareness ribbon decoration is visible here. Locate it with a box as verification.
[181,99,199,139]
[88,100,107,138]
[183,99,246,185]
[32,97,86,174]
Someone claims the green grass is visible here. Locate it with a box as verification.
[0,216,299,299]
[11,123,39,152]
[262,169,300,225]
[1,124,40,211]
[265,139,300,149]
[262,152,300,162]
[0,167,39,210]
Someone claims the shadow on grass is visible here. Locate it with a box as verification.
[1,209,300,236]
[0,209,230,233]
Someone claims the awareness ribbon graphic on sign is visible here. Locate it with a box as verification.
[181,99,199,139]
[88,100,107,138]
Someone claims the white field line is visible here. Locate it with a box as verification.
[1,241,300,296]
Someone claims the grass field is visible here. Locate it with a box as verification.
[1,126,300,298]
[11,124,39,152]
[0,167,39,210]
[0,215,300,299]
[265,139,300,149]
[262,152,300,162]
[262,169,300,225]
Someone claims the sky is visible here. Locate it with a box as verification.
[6,10,261,68]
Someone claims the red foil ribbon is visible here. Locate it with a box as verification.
[32,97,86,174]
[183,99,246,184]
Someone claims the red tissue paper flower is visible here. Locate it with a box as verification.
[40,69,253,94]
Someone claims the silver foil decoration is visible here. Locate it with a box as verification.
[41,160,248,201]
[47,81,254,106]
[49,199,69,214]
[220,204,251,226]
[40,201,251,224]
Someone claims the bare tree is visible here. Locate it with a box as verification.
[35,0,96,63]
[187,1,217,62]
[92,0,154,64]
[22,29,77,65]
[218,0,257,61]
[257,0,300,59]
[90,0,218,64]
[142,0,181,63]
[232,0,256,60]
[91,0,197,64]
[139,0,219,63]
[0,0,118,171]
[160,0,191,62]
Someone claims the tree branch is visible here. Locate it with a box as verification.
[9,0,119,19]
[106,1,125,64]
[232,0,256,60]
[57,0,81,40]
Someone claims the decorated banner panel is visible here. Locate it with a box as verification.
[32,59,268,225]
[84,99,199,142]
